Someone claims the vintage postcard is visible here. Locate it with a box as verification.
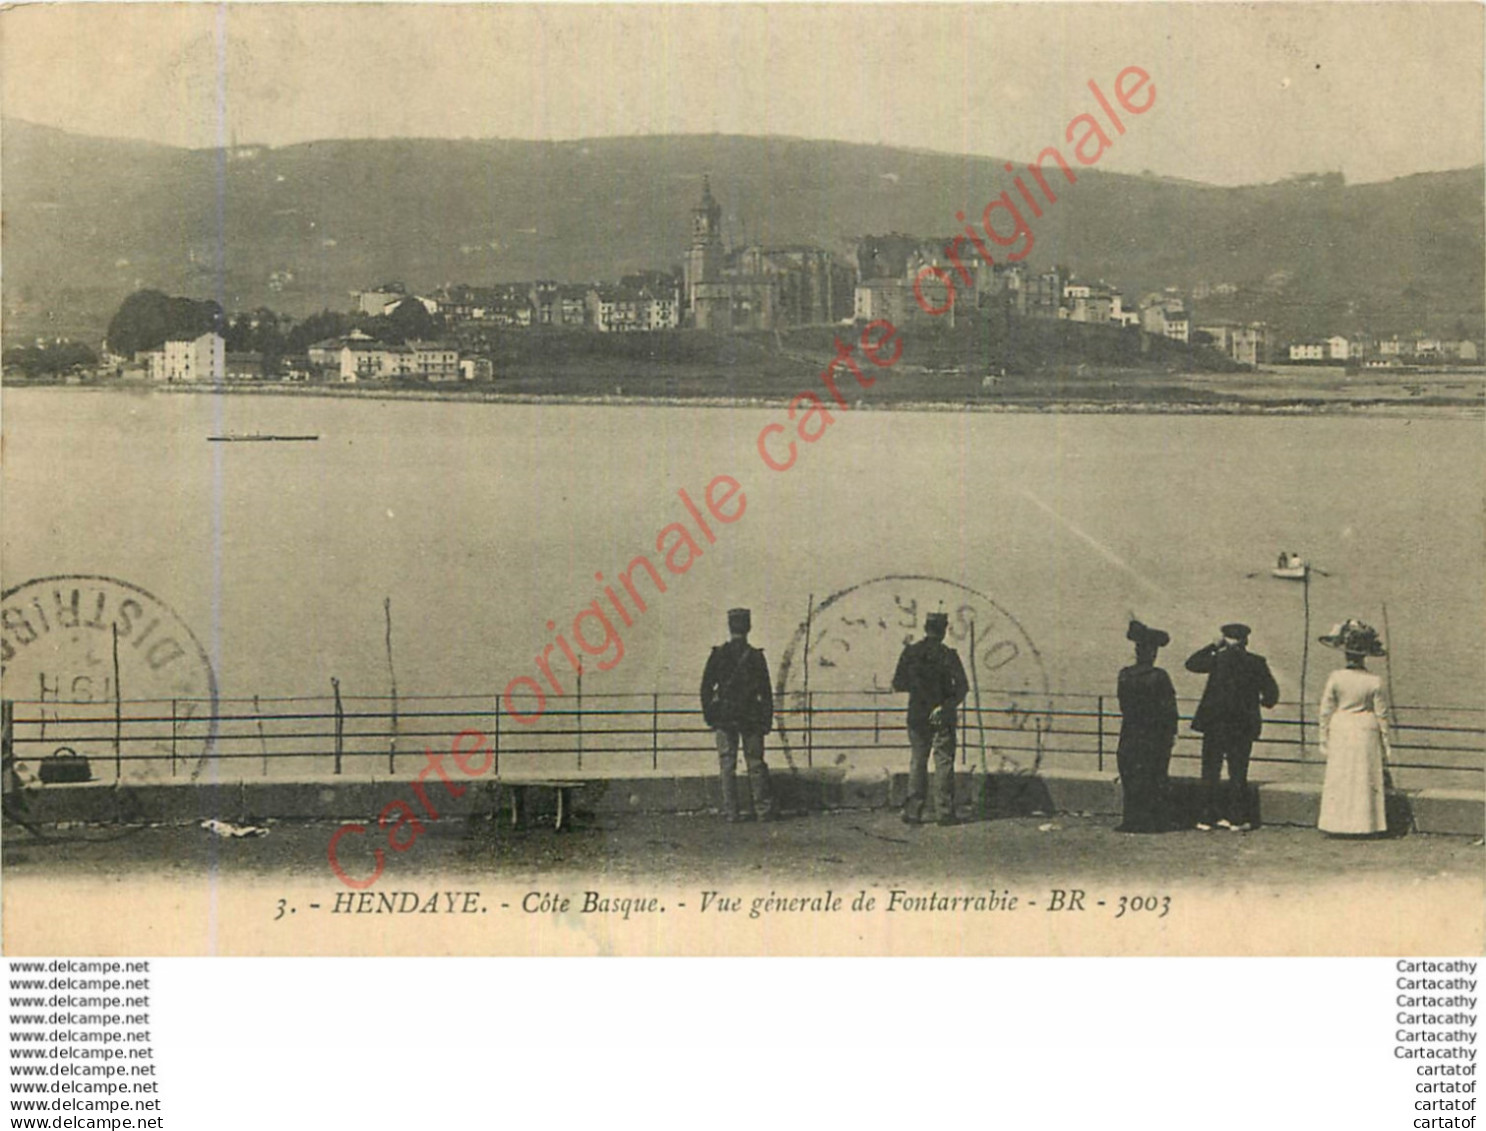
[2,2,1482,956]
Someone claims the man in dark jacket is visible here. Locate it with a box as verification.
[1116,620,1179,833]
[699,607,775,822]
[892,611,970,826]
[1185,622,1280,831]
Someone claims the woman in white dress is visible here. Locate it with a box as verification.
[1316,619,1391,836]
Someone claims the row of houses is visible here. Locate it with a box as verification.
[308,331,492,382]
[358,182,858,337]
[350,282,440,319]
[847,248,1279,364]
[585,280,682,332]
[355,278,683,334]
[1285,335,1480,363]
[340,182,1478,370]
[851,249,1096,327]
[345,182,1250,352]
[132,330,493,383]
[1196,321,1269,368]
[1132,292,1269,367]
[311,333,460,381]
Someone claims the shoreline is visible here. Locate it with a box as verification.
[6,379,1483,417]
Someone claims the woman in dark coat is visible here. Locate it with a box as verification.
[1116,620,1179,833]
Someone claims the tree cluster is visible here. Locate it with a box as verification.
[376,296,439,344]
[105,290,225,357]
[2,340,99,378]
[104,291,448,377]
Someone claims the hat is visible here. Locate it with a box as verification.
[726,607,751,632]
[1126,620,1170,649]
[924,611,949,635]
[1319,618,1386,657]
[1220,623,1251,641]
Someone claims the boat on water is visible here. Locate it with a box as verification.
[1272,551,1308,580]
[206,433,319,443]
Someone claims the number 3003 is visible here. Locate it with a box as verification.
[1115,895,1171,919]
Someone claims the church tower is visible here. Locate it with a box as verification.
[684,176,724,320]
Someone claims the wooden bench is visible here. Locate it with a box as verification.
[497,780,586,832]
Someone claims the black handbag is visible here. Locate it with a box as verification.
[39,747,93,784]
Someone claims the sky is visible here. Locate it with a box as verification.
[2,2,1482,186]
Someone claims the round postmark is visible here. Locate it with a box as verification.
[1,575,218,784]
[774,575,1052,774]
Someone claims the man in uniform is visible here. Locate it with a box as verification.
[1185,622,1280,831]
[892,611,970,826]
[699,607,775,822]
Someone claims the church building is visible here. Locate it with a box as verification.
[682,177,853,332]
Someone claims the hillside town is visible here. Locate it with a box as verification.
[5,177,1480,385]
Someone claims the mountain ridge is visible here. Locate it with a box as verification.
[3,118,1482,344]
[9,117,1474,190]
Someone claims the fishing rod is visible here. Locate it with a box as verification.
[1246,552,1331,758]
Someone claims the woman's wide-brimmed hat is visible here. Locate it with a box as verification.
[1126,620,1170,649]
[1319,618,1386,657]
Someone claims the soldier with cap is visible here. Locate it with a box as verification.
[699,607,775,822]
[1185,622,1280,831]
[892,611,970,826]
[1115,620,1179,833]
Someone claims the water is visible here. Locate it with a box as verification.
[3,388,1481,782]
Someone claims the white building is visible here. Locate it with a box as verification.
[587,286,678,332]
[1140,298,1189,342]
[339,342,395,382]
[1325,336,1351,361]
[854,279,914,325]
[1288,343,1325,361]
[1231,325,1268,367]
[308,330,374,371]
[352,285,439,318]
[148,332,225,382]
[338,340,458,381]
[1063,281,1115,325]
[1109,293,1141,328]
[1199,322,1269,367]
[406,340,459,381]
[352,285,407,317]
[589,286,641,332]
[645,292,680,331]
[459,357,495,382]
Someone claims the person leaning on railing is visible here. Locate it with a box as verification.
[1316,619,1393,838]
[892,611,969,827]
[1115,620,1178,834]
[1185,623,1280,832]
[699,607,776,823]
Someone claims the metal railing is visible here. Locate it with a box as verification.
[4,690,1481,789]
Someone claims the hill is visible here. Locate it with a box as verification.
[2,119,1481,345]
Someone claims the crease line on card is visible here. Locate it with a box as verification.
[206,0,232,957]
[1019,487,1164,599]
